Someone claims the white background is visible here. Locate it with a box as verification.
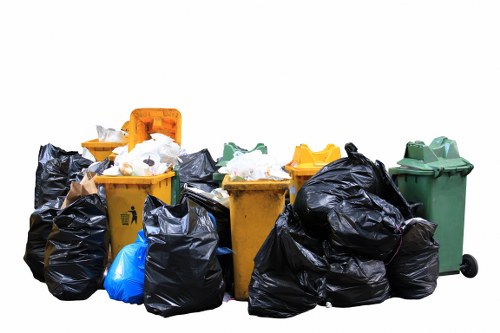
[1,1,499,332]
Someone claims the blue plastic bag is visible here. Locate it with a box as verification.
[104,230,148,304]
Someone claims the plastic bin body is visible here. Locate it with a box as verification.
[222,176,290,300]
[128,108,182,151]
[95,172,174,261]
[213,143,267,185]
[81,138,128,161]
[389,137,473,275]
[170,165,181,205]
[285,144,341,203]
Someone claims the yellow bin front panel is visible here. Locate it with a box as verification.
[95,172,174,261]
[222,176,290,301]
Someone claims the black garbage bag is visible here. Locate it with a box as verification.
[180,186,233,294]
[179,149,219,193]
[180,186,231,249]
[44,194,109,300]
[326,191,404,261]
[143,195,225,317]
[67,155,94,184]
[387,218,439,299]
[323,241,391,307]
[35,143,92,209]
[248,205,328,318]
[294,143,411,261]
[24,196,65,282]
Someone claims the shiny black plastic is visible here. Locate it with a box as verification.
[179,149,219,193]
[24,197,65,282]
[387,218,439,299]
[323,242,391,307]
[44,194,109,300]
[180,186,233,294]
[34,143,92,209]
[248,205,328,318]
[143,196,225,317]
[248,144,439,317]
[294,143,412,261]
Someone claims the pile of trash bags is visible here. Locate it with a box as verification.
[248,143,439,318]
[25,142,439,319]
[25,144,111,300]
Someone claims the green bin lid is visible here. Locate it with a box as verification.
[391,136,473,177]
[216,142,268,167]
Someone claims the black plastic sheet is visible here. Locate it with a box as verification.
[44,194,109,300]
[248,205,328,318]
[24,197,65,282]
[387,218,439,299]
[35,143,92,209]
[143,196,224,317]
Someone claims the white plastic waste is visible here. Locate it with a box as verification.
[218,150,291,181]
[96,125,127,143]
[102,133,181,176]
[183,186,230,208]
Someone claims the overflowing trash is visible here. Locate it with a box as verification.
[25,110,472,319]
[219,150,291,181]
[102,133,181,176]
[248,144,439,317]
[143,196,225,317]
[96,125,127,143]
[104,230,148,304]
[213,142,268,185]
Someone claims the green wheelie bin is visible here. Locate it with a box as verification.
[389,136,478,278]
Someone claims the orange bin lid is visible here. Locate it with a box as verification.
[128,108,182,151]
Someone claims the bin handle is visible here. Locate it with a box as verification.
[462,164,474,176]
[433,168,444,178]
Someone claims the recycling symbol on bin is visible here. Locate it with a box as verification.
[120,206,138,226]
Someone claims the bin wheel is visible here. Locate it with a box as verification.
[460,254,478,278]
